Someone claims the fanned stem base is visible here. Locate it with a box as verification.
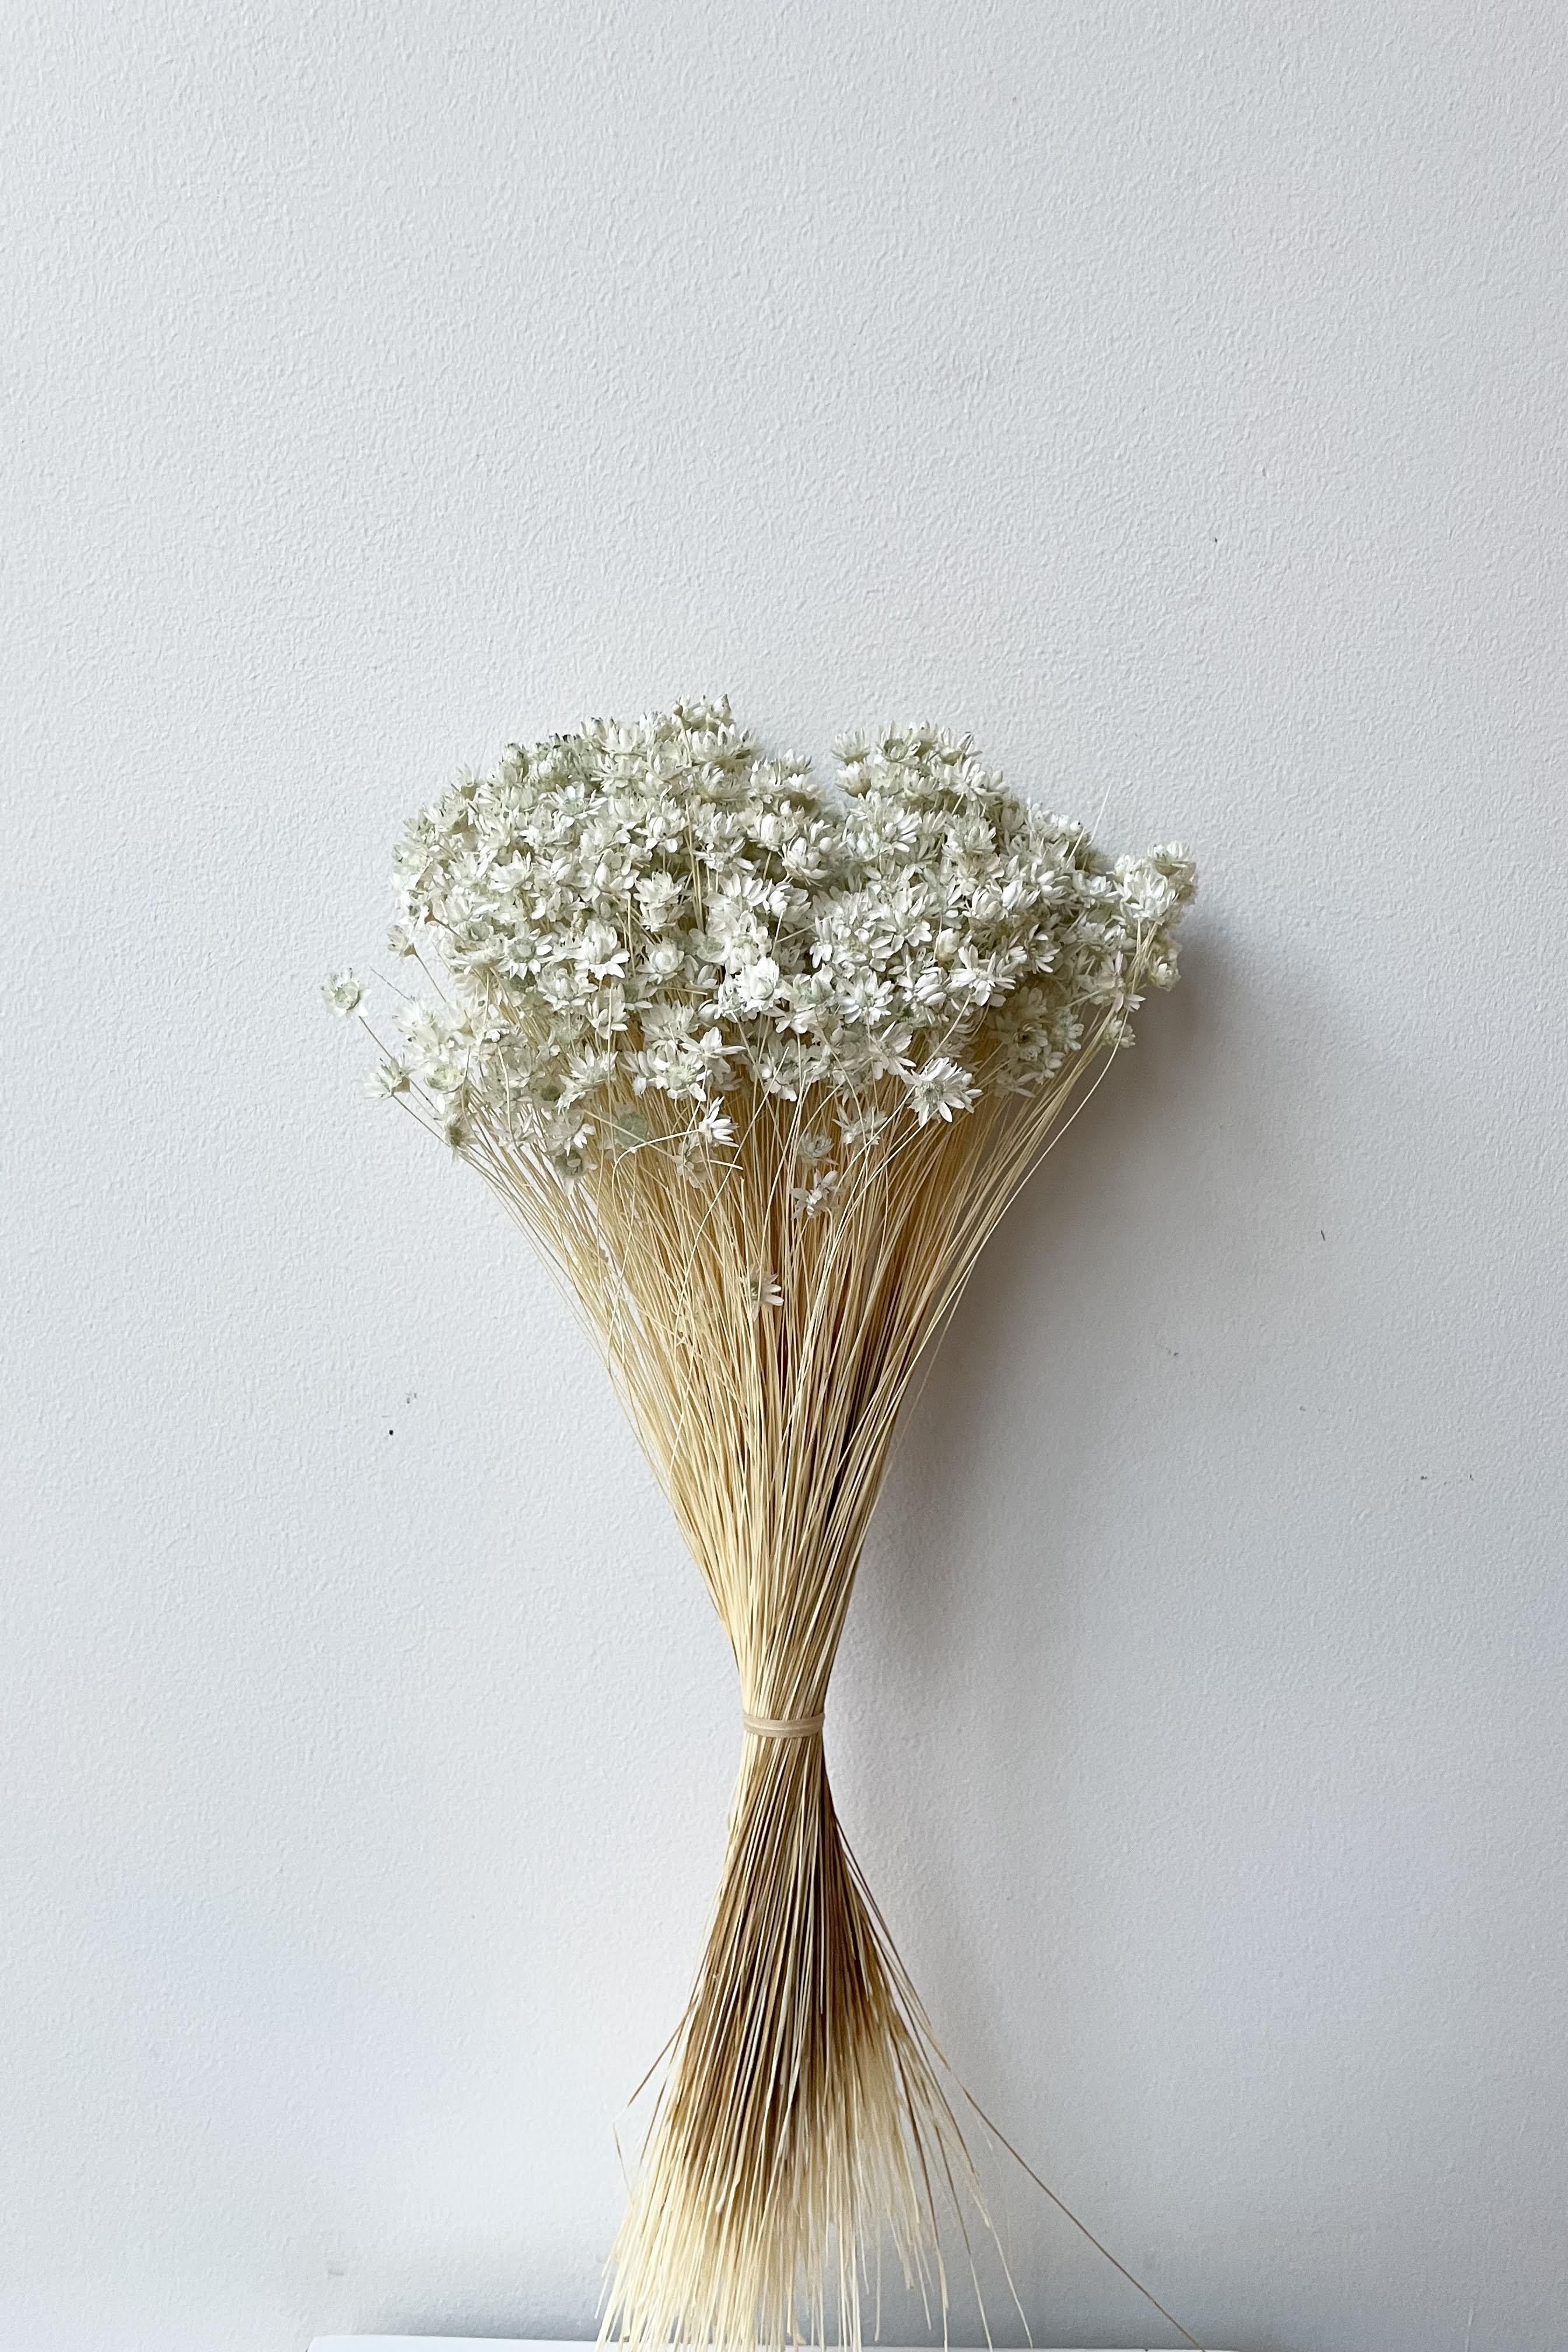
[602,1728,984,2352]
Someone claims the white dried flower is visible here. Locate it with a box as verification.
[606,1108,650,1155]
[694,1101,737,1149]
[322,969,364,1017]
[907,1057,979,1126]
[792,1168,841,1217]
[838,1104,891,1152]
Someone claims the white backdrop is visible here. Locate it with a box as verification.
[4,5,1564,2348]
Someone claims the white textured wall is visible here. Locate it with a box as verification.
[4,4,1563,2348]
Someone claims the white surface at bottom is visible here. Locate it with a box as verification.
[309,2340,1237,2351]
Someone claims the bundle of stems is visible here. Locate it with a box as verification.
[462,1003,1143,2352]
[328,702,1195,2352]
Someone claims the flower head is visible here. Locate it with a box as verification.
[907,1057,979,1126]
[332,702,1194,1181]
[322,969,364,1017]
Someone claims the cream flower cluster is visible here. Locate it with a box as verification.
[328,699,1195,1179]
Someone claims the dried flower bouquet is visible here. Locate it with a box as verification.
[327,699,1195,2352]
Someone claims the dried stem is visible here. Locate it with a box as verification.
[459,1013,1132,2352]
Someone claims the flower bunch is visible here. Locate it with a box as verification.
[328,698,1193,1182]
[327,701,1195,2352]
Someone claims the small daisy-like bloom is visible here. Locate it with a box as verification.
[607,1110,650,1154]
[838,1104,891,1152]
[792,1168,841,1217]
[636,872,682,929]
[578,921,629,981]
[729,957,782,1016]
[362,1057,411,1098]
[694,1101,737,1150]
[742,1268,784,1310]
[322,969,364,1017]
[907,1056,978,1126]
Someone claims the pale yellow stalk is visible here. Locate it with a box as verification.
[454,989,1144,2352]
